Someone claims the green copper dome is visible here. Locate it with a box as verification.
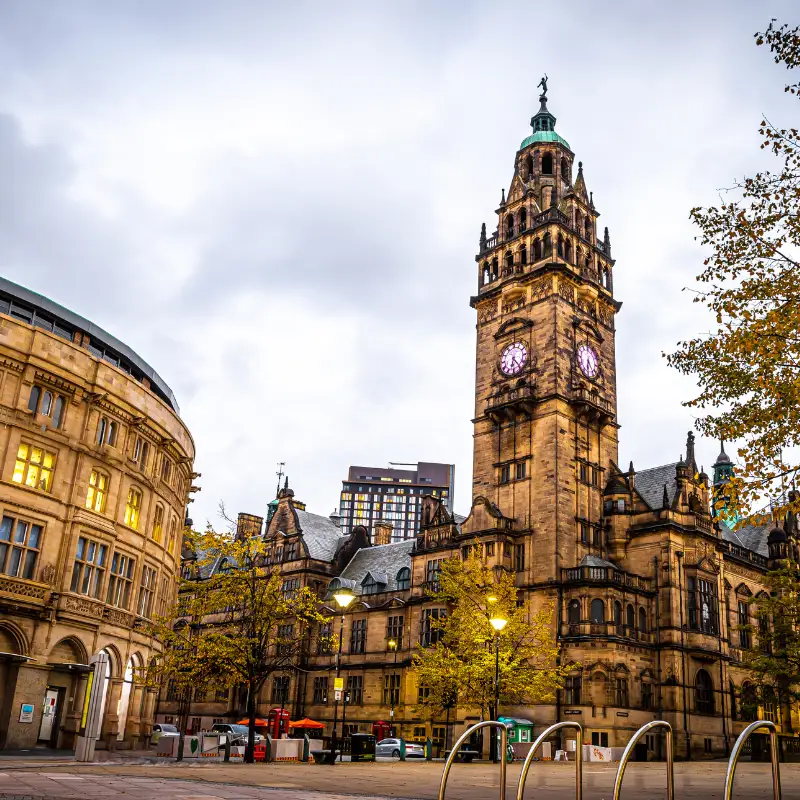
[519,130,570,150]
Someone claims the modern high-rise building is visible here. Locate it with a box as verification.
[338,462,455,541]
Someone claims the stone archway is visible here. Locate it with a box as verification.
[116,653,142,742]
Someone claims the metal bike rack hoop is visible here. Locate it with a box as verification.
[438,720,508,800]
[724,720,781,800]
[516,720,583,800]
[612,720,674,800]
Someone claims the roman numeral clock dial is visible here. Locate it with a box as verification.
[577,344,599,378]
[500,342,528,376]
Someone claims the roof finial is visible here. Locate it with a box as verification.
[500,187,506,206]
[578,161,583,175]
[480,222,487,249]
[662,484,670,509]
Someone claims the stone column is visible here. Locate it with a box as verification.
[102,678,123,750]
[61,672,89,750]
[126,683,145,748]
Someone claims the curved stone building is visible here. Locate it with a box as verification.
[0,277,195,751]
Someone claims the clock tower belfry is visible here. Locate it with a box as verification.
[468,83,621,580]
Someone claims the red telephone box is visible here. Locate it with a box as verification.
[268,708,290,738]
[372,720,393,741]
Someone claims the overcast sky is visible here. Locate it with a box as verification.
[1,1,796,526]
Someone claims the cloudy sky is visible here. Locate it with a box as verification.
[0,1,795,525]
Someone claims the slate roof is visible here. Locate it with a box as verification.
[720,521,770,557]
[579,554,618,569]
[635,463,679,510]
[453,513,467,525]
[339,539,415,594]
[294,509,343,562]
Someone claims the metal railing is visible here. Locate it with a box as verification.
[612,720,673,800]
[516,721,582,800]
[438,721,507,800]
[724,720,781,800]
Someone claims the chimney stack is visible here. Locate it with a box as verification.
[373,522,393,546]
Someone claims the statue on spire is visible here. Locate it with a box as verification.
[537,74,548,98]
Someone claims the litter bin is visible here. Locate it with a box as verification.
[350,733,376,762]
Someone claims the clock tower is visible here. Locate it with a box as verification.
[469,84,621,581]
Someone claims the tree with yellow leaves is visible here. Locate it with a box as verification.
[668,20,800,522]
[412,555,567,759]
[150,527,327,763]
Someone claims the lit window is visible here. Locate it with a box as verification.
[124,487,142,529]
[107,551,135,608]
[85,470,108,513]
[13,443,55,491]
[0,515,42,579]
[70,536,108,598]
[152,505,164,542]
[167,516,177,553]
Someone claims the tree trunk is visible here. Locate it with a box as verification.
[245,683,256,764]
[177,687,190,762]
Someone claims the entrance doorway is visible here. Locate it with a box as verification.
[38,688,62,746]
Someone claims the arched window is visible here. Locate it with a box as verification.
[396,567,410,591]
[362,575,379,595]
[568,599,580,625]
[152,504,164,543]
[638,606,647,632]
[107,421,118,447]
[52,396,65,429]
[505,216,514,239]
[560,157,569,181]
[525,154,534,177]
[542,153,553,175]
[614,601,622,631]
[520,245,527,265]
[603,268,610,289]
[41,391,53,417]
[492,258,499,280]
[86,469,108,513]
[557,235,564,258]
[97,416,108,445]
[520,207,527,230]
[695,669,714,714]
[533,238,542,261]
[564,239,572,263]
[167,516,177,553]
[124,487,142,530]
[626,604,635,631]
[482,266,490,285]
[27,386,41,413]
[741,682,757,721]
[591,598,605,624]
[504,251,513,269]
[543,232,552,257]
[584,215,591,239]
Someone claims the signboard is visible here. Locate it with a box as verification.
[564,709,582,715]
[19,704,34,723]
[333,678,344,691]
[81,671,95,730]
[334,690,342,701]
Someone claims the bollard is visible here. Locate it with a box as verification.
[223,734,231,763]
[302,734,310,763]
[426,738,433,761]
[400,738,407,761]
[265,734,273,763]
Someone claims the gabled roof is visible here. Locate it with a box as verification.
[339,540,414,594]
[635,463,679,510]
[295,509,342,561]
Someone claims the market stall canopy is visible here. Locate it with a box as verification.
[236,718,270,726]
[289,717,325,729]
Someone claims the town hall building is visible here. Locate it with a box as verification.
[158,86,792,759]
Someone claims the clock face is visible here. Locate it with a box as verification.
[577,344,599,378]
[500,342,528,376]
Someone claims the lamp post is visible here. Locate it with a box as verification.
[489,614,508,763]
[330,586,355,764]
[388,638,398,734]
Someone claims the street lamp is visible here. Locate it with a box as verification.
[330,586,355,765]
[489,614,508,763]
[388,638,399,732]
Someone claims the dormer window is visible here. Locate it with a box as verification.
[396,567,411,591]
[362,575,379,595]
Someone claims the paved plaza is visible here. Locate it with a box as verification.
[0,758,793,800]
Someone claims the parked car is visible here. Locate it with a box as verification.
[375,738,425,759]
[210,723,264,746]
[151,723,180,744]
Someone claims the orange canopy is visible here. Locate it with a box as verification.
[289,717,325,729]
[236,718,269,726]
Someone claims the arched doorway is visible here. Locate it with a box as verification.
[116,654,142,741]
